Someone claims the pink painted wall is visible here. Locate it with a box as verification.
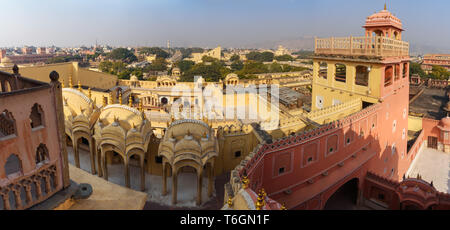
[0,86,63,191]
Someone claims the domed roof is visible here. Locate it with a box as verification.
[1,56,12,64]
[364,6,402,30]
[158,119,218,167]
[130,75,138,81]
[62,88,95,116]
[98,104,144,131]
[0,57,14,67]
[439,116,450,131]
[226,73,238,79]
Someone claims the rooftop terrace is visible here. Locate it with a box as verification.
[409,87,449,120]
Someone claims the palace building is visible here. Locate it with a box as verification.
[224,5,450,210]
[1,5,449,210]
[0,66,71,210]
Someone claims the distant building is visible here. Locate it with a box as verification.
[187,46,222,63]
[275,45,291,56]
[0,53,55,65]
[37,47,46,55]
[22,47,33,55]
[421,54,450,73]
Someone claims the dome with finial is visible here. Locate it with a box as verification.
[130,75,138,81]
[0,56,14,67]
[158,119,218,168]
[438,116,450,131]
[93,103,152,159]
[364,4,403,30]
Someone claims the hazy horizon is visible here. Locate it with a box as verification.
[1,0,450,52]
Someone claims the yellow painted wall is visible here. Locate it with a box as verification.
[1,62,117,90]
[408,115,423,132]
[311,58,383,111]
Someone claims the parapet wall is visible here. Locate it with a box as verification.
[228,102,382,198]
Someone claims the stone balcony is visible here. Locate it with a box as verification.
[315,36,409,58]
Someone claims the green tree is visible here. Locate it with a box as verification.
[268,62,283,73]
[231,60,244,71]
[139,47,169,58]
[230,54,240,62]
[99,61,127,76]
[430,65,450,80]
[246,51,274,62]
[145,57,168,72]
[201,55,219,63]
[181,61,229,82]
[274,55,294,62]
[410,62,426,78]
[176,60,195,73]
[292,50,314,59]
[236,61,269,75]
[108,48,137,63]
[179,47,204,59]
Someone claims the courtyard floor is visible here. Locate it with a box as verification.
[407,147,450,193]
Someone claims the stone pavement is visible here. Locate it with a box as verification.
[407,147,450,193]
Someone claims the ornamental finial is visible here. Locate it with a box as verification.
[109,92,113,104]
[139,100,143,112]
[88,88,92,99]
[78,81,82,92]
[242,175,249,189]
[255,192,264,210]
[129,95,133,107]
[69,74,73,88]
[119,91,123,105]
[227,197,233,208]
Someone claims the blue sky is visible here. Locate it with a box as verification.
[1,0,449,50]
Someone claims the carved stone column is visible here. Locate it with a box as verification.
[89,138,96,174]
[12,185,23,210]
[162,162,167,196]
[172,168,178,205]
[73,139,80,168]
[1,189,11,210]
[140,156,145,192]
[197,172,203,206]
[124,159,130,188]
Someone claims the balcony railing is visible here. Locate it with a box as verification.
[315,36,409,57]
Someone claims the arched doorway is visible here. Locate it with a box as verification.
[324,178,359,210]
[73,136,96,174]
[173,165,201,205]
[102,150,126,187]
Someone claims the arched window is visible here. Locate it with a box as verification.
[373,30,383,37]
[318,62,328,79]
[384,66,393,87]
[36,144,49,165]
[0,110,16,138]
[30,103,44,129]
[403,63,408,78]
[394,31,399,40]
[395,64,400,81]
[5,154,22,177]
[355,65,369,86]
[335,64,346,83]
